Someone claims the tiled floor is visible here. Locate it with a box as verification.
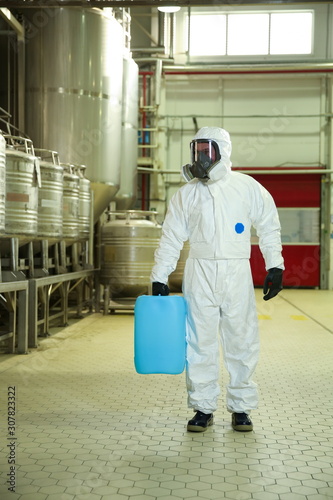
[0,289,333,500]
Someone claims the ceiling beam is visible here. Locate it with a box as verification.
[0,0,329,7]
[0,7,24,38]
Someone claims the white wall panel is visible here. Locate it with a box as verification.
[222,76,322,167]
[163,77,224,169]
[163,75,324,171]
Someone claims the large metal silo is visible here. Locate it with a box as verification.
[25,7,124,221]
[115,56,139,210]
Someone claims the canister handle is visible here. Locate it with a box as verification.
[34,148,60,166]
[3,134,35,155]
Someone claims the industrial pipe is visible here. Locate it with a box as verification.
[138,167,333,175]
[163,64,333,76]
[132,47,166,53]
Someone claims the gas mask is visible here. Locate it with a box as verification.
[182,139,221,182]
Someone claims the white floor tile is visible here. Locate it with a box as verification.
[0,289,333,499]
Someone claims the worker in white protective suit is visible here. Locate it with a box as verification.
[151,127,284,432]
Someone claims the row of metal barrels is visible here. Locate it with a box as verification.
[0,133,91,243]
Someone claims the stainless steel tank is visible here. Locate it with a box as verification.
[25,7,124,221]
[35,149,63,240]
[169,241,190,292]
[4,135,39,237]
[100,210,162,298]
[75,165,91,241]
[62,163,80,241]
[115,56,139,210]
[0,132,5,234]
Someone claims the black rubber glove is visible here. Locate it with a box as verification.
[263,268,283,301]
[152,282,170,296]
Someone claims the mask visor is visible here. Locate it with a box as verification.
[190,139,220,167]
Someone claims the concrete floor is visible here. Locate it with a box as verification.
[0,288,333,500]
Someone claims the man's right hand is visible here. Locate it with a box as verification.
[152,282,170,296]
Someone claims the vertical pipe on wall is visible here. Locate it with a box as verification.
[319,77,327,168]
[328,75,333,288]
[155,59,162,107]
[157,10,166,53]
[319,76,330,289]
[169,12,175,60]
[186,7,191,65]
[17,37,25,133]
[6,33,11,121]
[141,73,147,210]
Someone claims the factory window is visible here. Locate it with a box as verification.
[188,11,313,57]
[227,14,269,56]
[189,14,227,56]
[270,12,313,54]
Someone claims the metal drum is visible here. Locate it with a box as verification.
[100,210,162,298]
[62,164,80,241]
[35,149,63,240]
[0,132,5,234]
[169,241,190,292]
[75,165,91,240]
[4,135,39,237]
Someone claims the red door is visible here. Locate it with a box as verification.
[233,167,322,288]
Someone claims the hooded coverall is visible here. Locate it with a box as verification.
[151,127,284,415]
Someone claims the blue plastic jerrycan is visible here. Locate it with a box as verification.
[134,295,187,375]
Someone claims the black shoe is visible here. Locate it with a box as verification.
[232,412,253,432]
[187,411,213,432]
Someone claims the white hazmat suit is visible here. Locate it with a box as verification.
[151,127,284,416]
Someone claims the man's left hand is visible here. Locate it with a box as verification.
[263,268,283,301]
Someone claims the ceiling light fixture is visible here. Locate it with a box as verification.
[157,6,181,13]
